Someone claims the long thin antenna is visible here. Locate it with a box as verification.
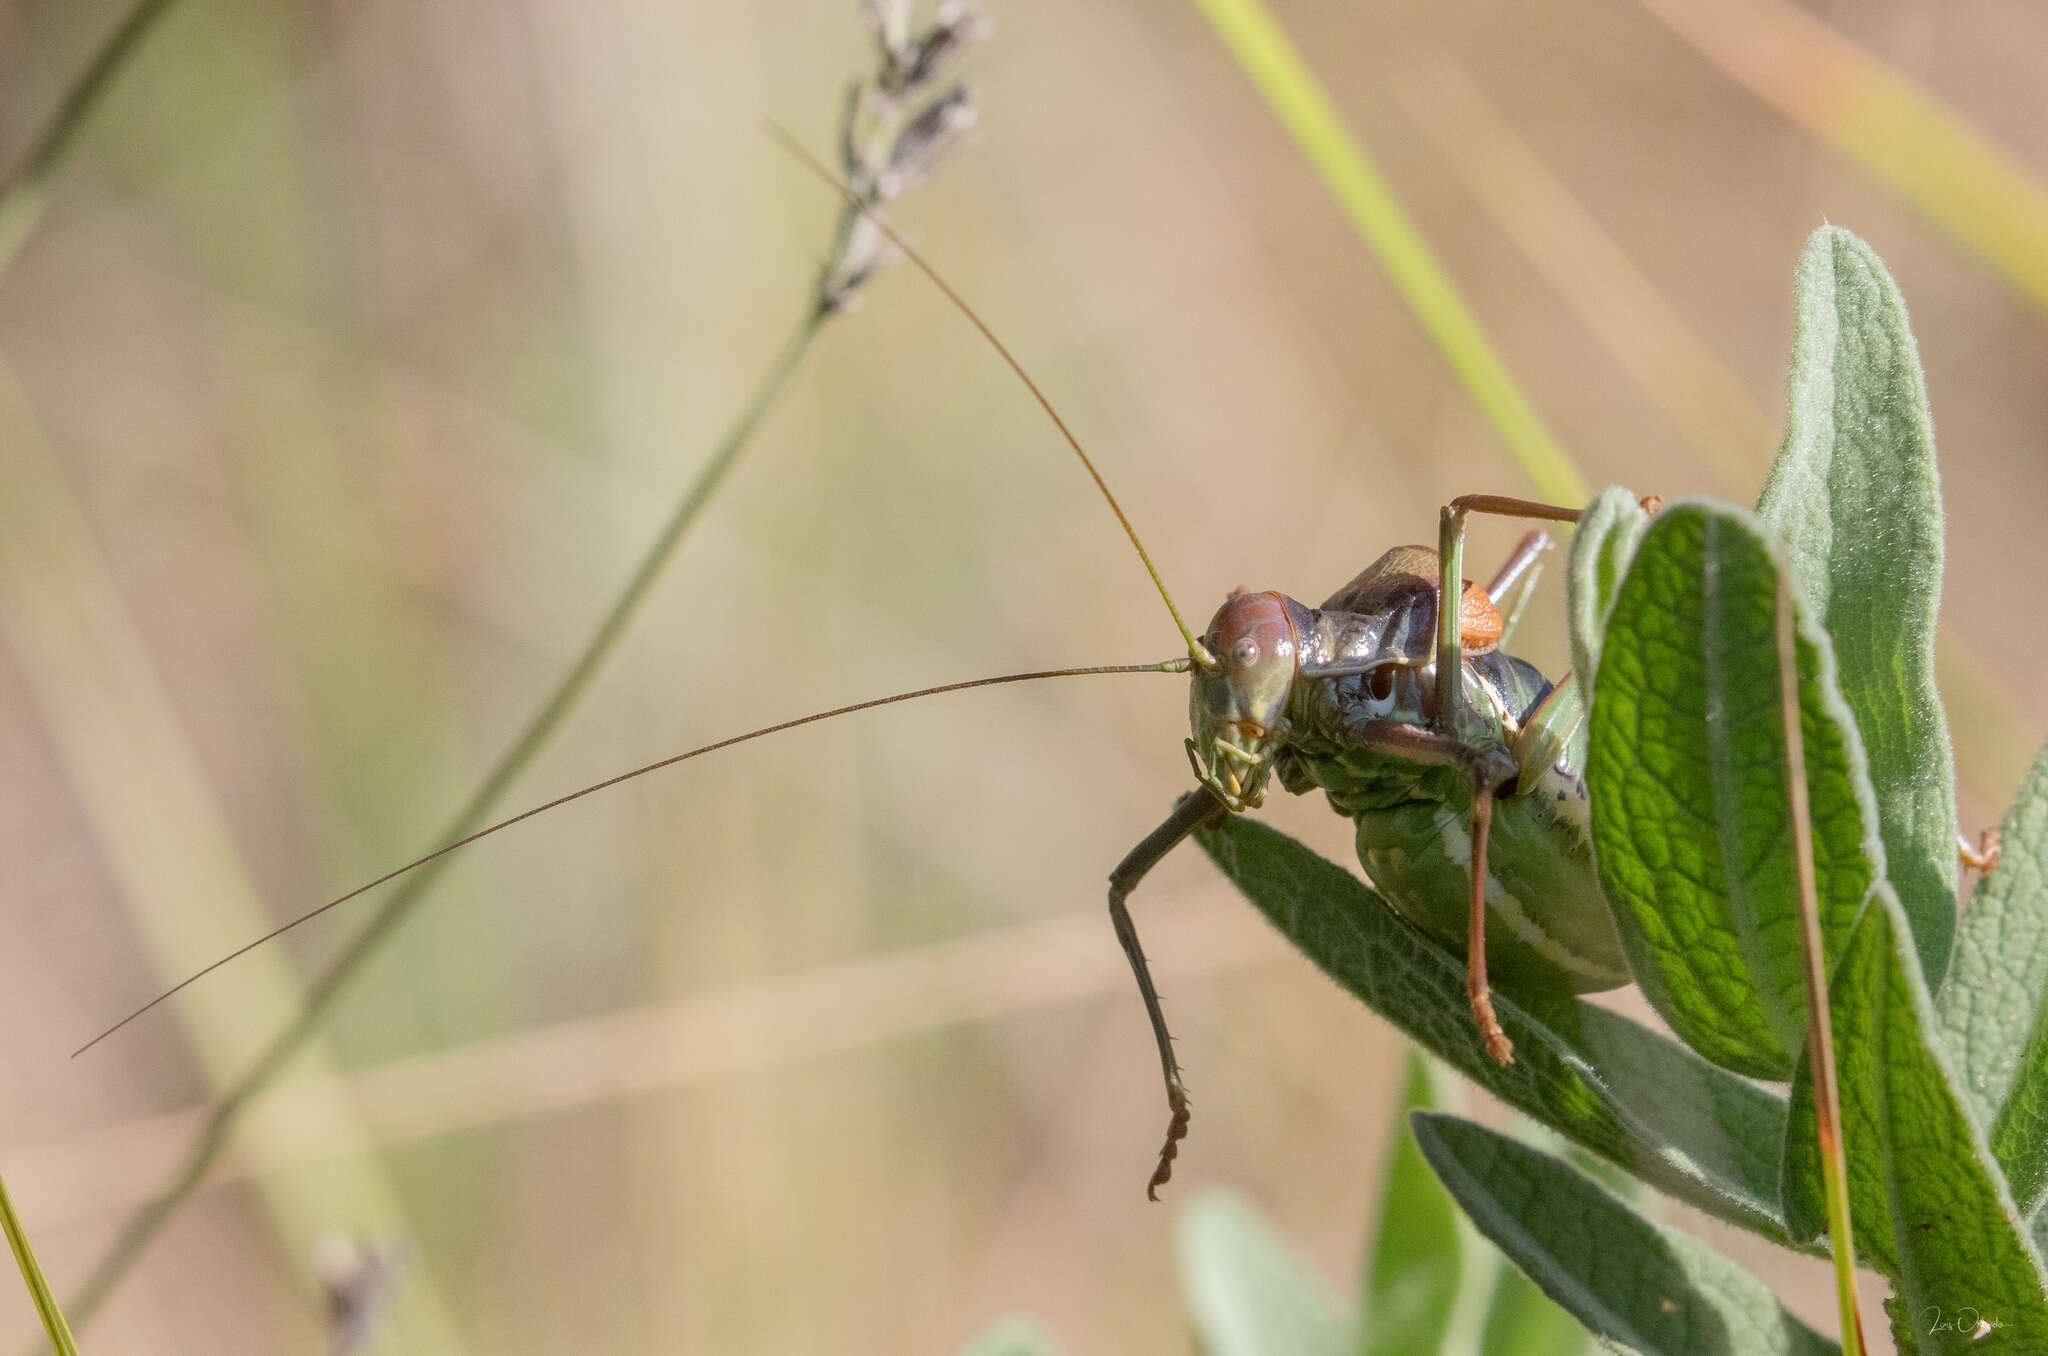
[75,660,1189,1056]
[764,122,1216,668]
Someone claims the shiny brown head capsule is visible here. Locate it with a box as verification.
[1186,589,1312,811]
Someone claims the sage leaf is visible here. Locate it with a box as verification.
[1565,484,1652,692]
[1197,818,1790,1243]
[1938,742,2048,1213]
[1588,500,1883,1077]
[1992,1017,2048,1230]
[1411,1113,1837,1356]
[1757,226,1956,985]
[1782,896,2048,1352]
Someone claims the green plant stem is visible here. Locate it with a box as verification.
[1777,575,1865,1355]
[1187,0,1587,507]
[65,304,828,1329]
[0,0,184,275]
[0,1168,80,1356]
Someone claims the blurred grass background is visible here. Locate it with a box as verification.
[0,0,2044,1351]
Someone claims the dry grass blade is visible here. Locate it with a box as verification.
[0,367,468,1349]
[1632,0,2048,316]
[56,309,825,1335]
[56,5,989,1324]
[0,0,184,275]
[1188,0,1589,506]
[14,903,1286,1230]
[1778,573,1866,1354]
[0,1166,79,1356]
[1391,52,1771,491]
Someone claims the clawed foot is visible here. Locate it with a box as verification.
[1147,1095,1191,1201]
[1472,992,1516,1065]
[1961,827,2002,875]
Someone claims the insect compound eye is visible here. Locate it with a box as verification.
[1231,636,1261,670]
[1367,666,1396,702]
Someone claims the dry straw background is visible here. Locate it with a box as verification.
[0,0,2045,1351]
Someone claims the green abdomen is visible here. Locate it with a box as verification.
[1351,766,1627,994]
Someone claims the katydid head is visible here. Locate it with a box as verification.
[1186,589,1312,811]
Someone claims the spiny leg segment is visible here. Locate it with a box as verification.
[1487,529,1552,649]
[1485,529,1551,603]
[1435,494,1587,1065]
[1341,719,1521,1063]
[1107,790,1229,1199]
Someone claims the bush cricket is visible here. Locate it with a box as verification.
[80,135,1646,1203]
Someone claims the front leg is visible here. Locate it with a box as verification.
[1107,789,1230,1198]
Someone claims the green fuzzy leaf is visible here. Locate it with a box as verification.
[1757,226,1957,986]
[1360,1054,1463,1356]
[1411,1113,1838,1356]
[958,1318,1066,1356]
[1178,1190,1349,1356]
[1196,818,1790,1243]
[1565,484,1653,692]
[1588,500,1884,1077]
[1996,1022,2048,1222]
[1782,897,2048,1351]
[1939,742,2048,1214]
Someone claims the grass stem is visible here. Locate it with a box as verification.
[63,304,828,1328]
[0,1167,80,1356]
[0,0,184,275]
[1187,0,1588,506]
[1777,574,1867,1354]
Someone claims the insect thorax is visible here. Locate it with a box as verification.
[1272,642,1625,994]
[1274,649,1553,818]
